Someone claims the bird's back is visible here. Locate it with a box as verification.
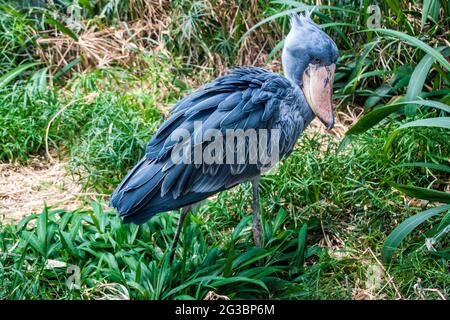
[110,67,314,224]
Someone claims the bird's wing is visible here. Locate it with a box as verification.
[110,67,302,223]
[146,67,289,158]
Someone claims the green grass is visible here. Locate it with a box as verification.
[0,0,449,300]
[1,127,448,299]
[0,84,78,161]
[67,90,162,193]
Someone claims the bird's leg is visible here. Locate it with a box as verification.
[251,176,263,249]
[169,206,189,263]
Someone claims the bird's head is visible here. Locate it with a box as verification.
[282,12,339,129]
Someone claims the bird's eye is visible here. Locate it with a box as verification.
[313,58,321,64]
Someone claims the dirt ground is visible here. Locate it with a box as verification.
[0,156,84,222]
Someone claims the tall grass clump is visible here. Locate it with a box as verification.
[64,52,190,192]
[0,3,37,72]
[67,91,162,192]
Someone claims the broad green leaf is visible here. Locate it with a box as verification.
[364,84,392,109]
[370,28,450,71]
[405,53,437,115]
[16,213,39,233]
[24,232,46,256]
[29,67,49,94]
[59,230,80,258]
[92,201,106,233]
[429,0,441,21]
[347,100,450,136]
[437,212,450,233]
[37,207,49,256]
[232,247,277,269]
[231,215,251,242]
[89,210,102,233]
[238,266,284,279]
[272,207,287,233]
[163,275,224,298]
[398,117,450,130]
[343,70,389,93]
[0,62,40,89]
[385,0,401,16]
[405,47,448,115]
[174,295,195,300]
[104,252,119,270]
[364,65,413,109]
[223,241,235,278]
[45,17,79,41]
[53,58,81,81]
[384,117,450,152]
[211,276,269,292]
[294,223,307,269]
[422,0,441,29]
[390,183,450,203]
[390,162,450,173]
[421,0,433,30]
[337,135,353,153]
[268,40,285,60]
[320,22,359,29]
[382,204,450,263]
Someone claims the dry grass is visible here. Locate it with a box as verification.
[35,19,168,77]
[305,104,363,140]
[0,155,84,222]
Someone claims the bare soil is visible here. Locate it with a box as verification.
[0,156,83,222]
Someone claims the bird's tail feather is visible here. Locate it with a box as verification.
[109,157,165,220]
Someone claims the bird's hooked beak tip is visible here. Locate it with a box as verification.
[317,115,334,130]
[325,119,334,130]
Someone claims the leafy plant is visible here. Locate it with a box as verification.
[0,203,313,299]
[382,204,450,263]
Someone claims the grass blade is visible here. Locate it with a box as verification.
[390,183,450,204]
[44,17,79,41]
[404,49,445,115]
[390,162,450,173]
[397,117,450,130]
[347,101,450,136]
[37,207,49,257]
[0,62,40,89]
[421,0,433,30]
[294,223,307,270]
[211,276,269,292]
[382,204,450,263]
[370,28,450,71]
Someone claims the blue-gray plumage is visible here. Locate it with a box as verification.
[110,12,339,258]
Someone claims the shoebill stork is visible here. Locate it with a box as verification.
[110,12,339,261]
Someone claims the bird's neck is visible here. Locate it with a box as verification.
[281,49,307,87]
[281,48,315,124]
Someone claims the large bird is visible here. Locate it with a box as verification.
[110,12,339,260]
